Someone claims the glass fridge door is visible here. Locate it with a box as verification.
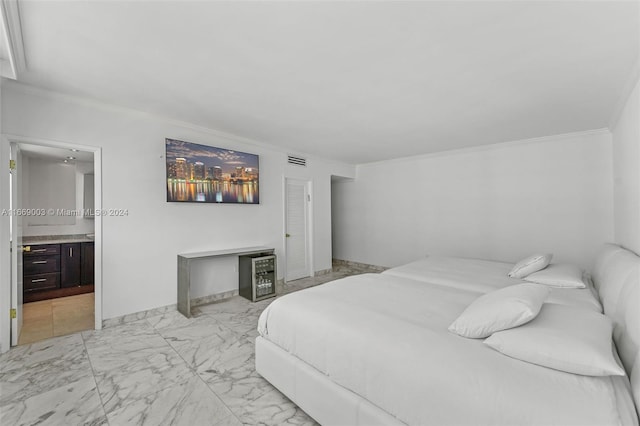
[253,256,276,300]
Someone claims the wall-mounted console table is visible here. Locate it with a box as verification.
[177,246,275,318]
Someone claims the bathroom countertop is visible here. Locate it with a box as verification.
[23,234,95,245]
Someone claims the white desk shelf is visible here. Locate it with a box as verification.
[177,246,275,317]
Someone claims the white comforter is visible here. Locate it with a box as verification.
[258,273,636,426]
[383,255,603,312]
[381,255,517,292]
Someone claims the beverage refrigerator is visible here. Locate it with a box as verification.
[239,254,277,302]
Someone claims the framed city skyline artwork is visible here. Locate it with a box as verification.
[165,138,260,204]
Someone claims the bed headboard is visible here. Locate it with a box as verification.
[592,243,640,412]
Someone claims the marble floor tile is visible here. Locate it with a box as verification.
[194,297,267,336]
[216,414,244,426]
[0,263,376,425]
[200,351,276,418]
[0,333,85,374]
[0,347,93,406]
[0,376,107,426]
[169,331,252,375]
[146,309,201,331]
[235,388,317,426]
[154,313,252,373]
[157,313,229,342]
[106,375,234,426]
[91,346,195,414]
[82,320,168,356]
[82,318,156,343]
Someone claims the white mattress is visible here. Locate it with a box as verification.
[258,273,637,426]
[383,255,603,312]
[381,255,517,293]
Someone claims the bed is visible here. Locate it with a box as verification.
[256,244,640,425]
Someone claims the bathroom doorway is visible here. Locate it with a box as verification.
[2,137,103,349]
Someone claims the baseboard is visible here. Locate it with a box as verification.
[332,258,388,272]
[314,268,332,277]
[190,289,239,307]
[102,303,177,328]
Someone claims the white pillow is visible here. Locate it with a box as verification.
[508,253,553,278]
[484,304,625,376]
[523,263,586,288]
[448,283,550,338]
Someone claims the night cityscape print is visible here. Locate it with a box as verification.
[165,138,259,204]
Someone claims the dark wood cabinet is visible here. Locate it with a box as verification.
[81,242,95,285]
[61,243,81,288]
[24,255,60,275]
[23,241,95,302]
[24,273,60,292]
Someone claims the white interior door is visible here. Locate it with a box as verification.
[285,178,310,282]
[10,143,23,346]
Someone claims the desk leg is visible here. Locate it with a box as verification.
[177,256,191,318]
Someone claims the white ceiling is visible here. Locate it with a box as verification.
[12,1,640,164]
[20,143,94,164]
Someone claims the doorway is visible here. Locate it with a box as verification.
[284,178,312,282]
[0,136,103,351]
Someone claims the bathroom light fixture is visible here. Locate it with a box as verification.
[66,156,76,160]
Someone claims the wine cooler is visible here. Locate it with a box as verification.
[239,254,277,302]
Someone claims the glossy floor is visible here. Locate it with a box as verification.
[18,293,95,345]
[0,263,379,426]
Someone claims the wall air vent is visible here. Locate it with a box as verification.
[287,155,307,167]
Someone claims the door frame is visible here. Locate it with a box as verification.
[0,134,103,352]
[282,175,313,283]
[9,142,23,346]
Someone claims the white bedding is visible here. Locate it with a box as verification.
[258,273,637,425]
[383,255,603,312]
[381,255,517,293]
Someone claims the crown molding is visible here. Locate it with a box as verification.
[0,0,26,79]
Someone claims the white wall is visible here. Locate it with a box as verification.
[23,155,76,226]
[1,82,355,319]
[20,156,95,236]
[612,77,640,255]
[332,130,614,270]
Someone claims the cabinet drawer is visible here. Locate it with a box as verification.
[24,244,60,256]
[24,256,60,275]
[24,273,60,292]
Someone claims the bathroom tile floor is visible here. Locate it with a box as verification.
[18,293,95,345]
[0,263,379,426]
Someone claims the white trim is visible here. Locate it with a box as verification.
[0,134,103,351]
[609,57,640,130]
[0,2,16,79]
[93,147,103,330]
[0,136,11,352]
[0,0,26,79]
[357,128,612,169]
